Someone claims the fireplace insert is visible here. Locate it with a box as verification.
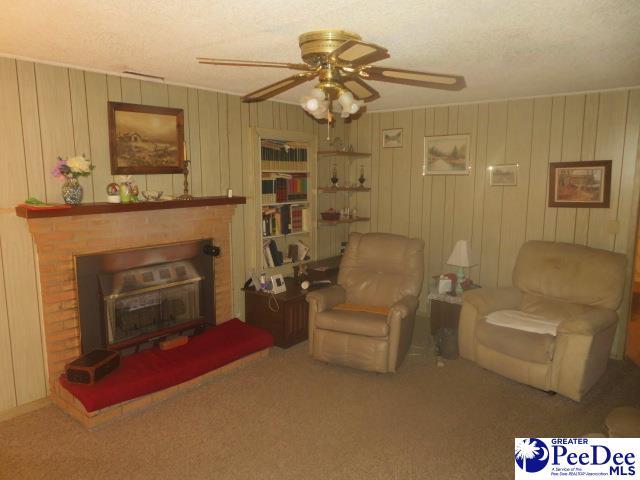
[76,240,215,353]
[99,260,203,348]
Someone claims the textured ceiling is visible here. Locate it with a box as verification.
[1,0,639,111]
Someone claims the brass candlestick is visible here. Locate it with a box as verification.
[178,159,193,200]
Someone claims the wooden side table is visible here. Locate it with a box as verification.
[428,293,462,359]
[244,278,309,348]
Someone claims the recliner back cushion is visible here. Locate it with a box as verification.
[513,241,626,310]
[338,232,424,307]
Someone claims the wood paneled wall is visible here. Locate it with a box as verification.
[0,56,351,416]
[341,89,640,358]
[0,53,638,415]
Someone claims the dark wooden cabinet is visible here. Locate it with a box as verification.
[430,298,462,359]
[430,299,462,335]
[245,279,309,348]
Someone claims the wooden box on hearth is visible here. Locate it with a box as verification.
[65,349,120,384]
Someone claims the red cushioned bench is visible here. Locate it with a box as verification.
[60,319,273,412]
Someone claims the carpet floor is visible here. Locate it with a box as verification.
[1,342,639,480]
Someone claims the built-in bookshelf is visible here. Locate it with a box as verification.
[251,128,317,274]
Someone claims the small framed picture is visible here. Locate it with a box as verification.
[548,160,612,208]
[489,164,518,186]
[424,134,470,175]
[382,128,403,148]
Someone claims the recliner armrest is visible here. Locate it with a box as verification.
[557,308,618,336]
[387,295,419,372]
[462,287,523,315]
[388,295,419,321]
[306,285,346,313]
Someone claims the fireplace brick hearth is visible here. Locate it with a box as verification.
[19,201,242,387]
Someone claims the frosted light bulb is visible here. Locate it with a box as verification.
[305,98,319,111]
[348,102,360,114]
[338,91,354,108]
[341,111,350,118]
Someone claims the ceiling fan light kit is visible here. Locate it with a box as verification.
[197,29,466,126]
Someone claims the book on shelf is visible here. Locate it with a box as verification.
[261,172,308,204]
[288,244,299,262]
[260,139,308,171]
[263,204,309,237]
[263,239,284,267]
[263,239,275,267]
[290,205,305,232]
[261,176,276,203]
[280,205,291,235]
[268,240,283,266]
[301,207,310,232]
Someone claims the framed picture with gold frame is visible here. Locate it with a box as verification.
[108,102,185,175]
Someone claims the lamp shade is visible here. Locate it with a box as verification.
[446,240,472,267]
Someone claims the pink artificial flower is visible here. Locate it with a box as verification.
[52,157,66,179]
[51,157,72,180]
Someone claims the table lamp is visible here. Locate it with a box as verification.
[446,240,472,295]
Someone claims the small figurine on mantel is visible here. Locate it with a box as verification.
[113,175,139,204]
[106,182,120,203]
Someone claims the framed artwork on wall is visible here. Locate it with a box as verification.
[489,164,518,186]
[382,128,403,148]
[549,160,611,208]
[424,134,470,175]
[108,102,185,175]
[548,160,612,208]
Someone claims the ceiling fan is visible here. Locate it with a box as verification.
[197,29,466,122]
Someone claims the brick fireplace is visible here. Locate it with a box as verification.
[17,198,244,389]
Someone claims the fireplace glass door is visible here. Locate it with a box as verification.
[100,260,202,348]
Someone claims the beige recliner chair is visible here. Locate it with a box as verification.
[459,241,626,401]
[306,232,425,373]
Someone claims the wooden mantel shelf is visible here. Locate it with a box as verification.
[15,196,246,219]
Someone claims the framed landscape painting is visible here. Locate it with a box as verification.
[108,102,185,174]
[548,160,612,208]
[424,134,470,175]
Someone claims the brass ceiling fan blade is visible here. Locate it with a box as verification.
[342,76,380,102]
[361,66,466,91]
[241,72,318,103]
[329,39,389,67]
[197,58,311,71]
